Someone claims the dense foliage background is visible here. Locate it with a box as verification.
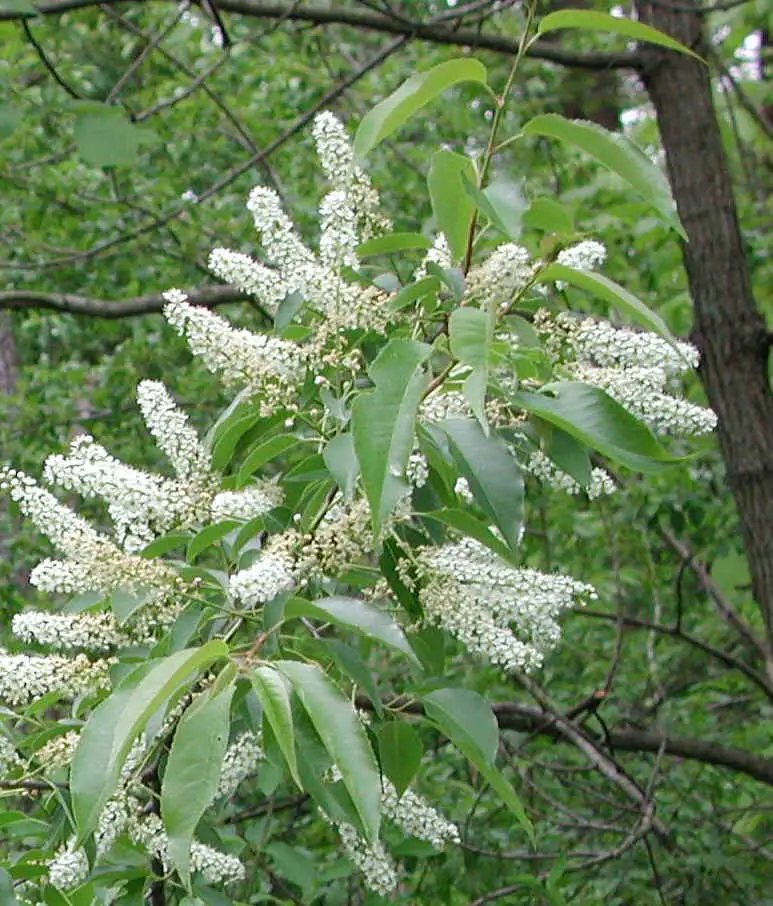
[0,1,772,904]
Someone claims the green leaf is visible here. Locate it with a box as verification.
[538,10,703,61]
[357,232,432,256]
[544,427,592,488]
[187,521,239,563]
[0,867,19,906]
[0,105,21,141]
[210,411,262,472]
[162,683,235,888]
[274,290,305,330]
[73,106,158,168]
[265,842,317,897]
[482,177,527,240]
[352,338,431,537]
[238,434,301,483]
[513,382,684,471]
[522,198,574,234]
[449,308,491,368]
[250,665,302,788]
[325,639,383,718]
[275,660,381,841]
[522,114,685,238]
[423,688,533,840]
[538,264,673,340]
[71,642,228,841]
[428,150,477,260]
[354,59,488,160]
[109,586,153,625]
[389,275,442,312]
[285,596,419,665]
[323,434,360,500]
[378,722,423,796]
[139,532,190,559]
[423,508,514,563]
[440,419,524,553]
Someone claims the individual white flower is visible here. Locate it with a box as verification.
[47,842,89,890]
[525,451,615,500]
[229,548,296,608]
[466,243,534,309]
[211,484,283,523]
[381,779,459,850]
[208,248,287,316]
[336,822,398,896]
[0,651,112,707]
[417,538,595,672]
[216,731,264,799]
[12,611,127,652]
[555,239,607,272]
[163,291,305,404]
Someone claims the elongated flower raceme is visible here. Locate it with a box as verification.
[417,538,596,672]
[163,289,305,405]
[0,651,112,707]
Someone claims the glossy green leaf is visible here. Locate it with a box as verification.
[462,175,526,240]
[354,58,488,160]
[250,665,302,788]
[285,596,419,665]
[513,382,684,471]
[109,586,153,625]
[522,198,574,234]
[389,275,442,312]
[139,532,190,559]
[238,434,301,483]
[0,867,19,906]
[325,639,383,718]
[378,722,423,796]
[72,642,228,841]
[440,418,524,553]
[352,339,431,537]
[538,10,703,61]
[187,521,239,563]
[210,411,262,472]
[357,232,432,256]
[428,150,477,259]
[538,263,673,340]
[423,508,514,563]
[523,114,685,237]
[423,688,533,839]
[162,683,235,888]
[265,842,317,897]
[276,660,381,841]
[323,433,360,500]
[449,308,491,367]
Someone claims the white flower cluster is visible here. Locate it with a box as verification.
[406,451,429,489]
[47,842,89,890]
[130,814,246,885]
[535,311,717,436]
[229,541,297,608]
[415,233,452,279]
[12,611,126,653]
[525,450,615,500]
[0,468,177,599]
[164,290,305,407]
[555,239,607,272]
[420,390,471,423]
[466,243,534,310]
[34,731,80,773]
[381,779,460,850]
[216,731,264,799]
[336,822,399,896]
[211,483,282,523]
[0,735,22,775]
[0,651,112,707]
[417,538,595,672]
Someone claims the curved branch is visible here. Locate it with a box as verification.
[0,0,642,70]
[366,695,773,786]
[0,284,246,318]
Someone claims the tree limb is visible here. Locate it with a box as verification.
[0,284,246,318]
[1,0,642,70]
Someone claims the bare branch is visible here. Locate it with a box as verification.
[1,0,642,70]
[0,284,246,318]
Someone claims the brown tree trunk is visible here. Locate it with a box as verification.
[635,0,773,665]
